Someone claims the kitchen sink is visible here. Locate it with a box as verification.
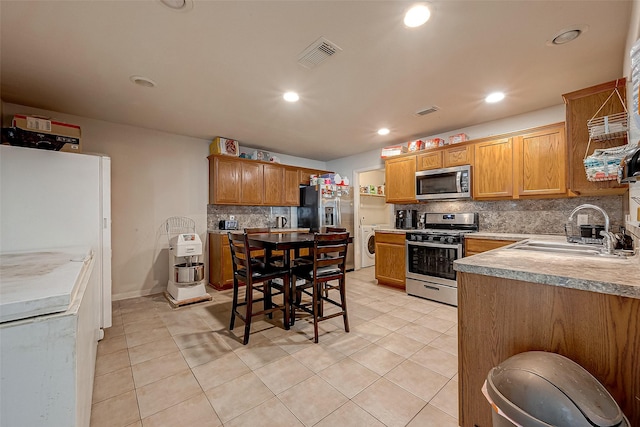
[509,240,635,258]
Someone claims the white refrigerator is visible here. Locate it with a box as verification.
[0,144,112,330]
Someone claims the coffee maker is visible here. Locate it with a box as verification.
[395,209,417,229]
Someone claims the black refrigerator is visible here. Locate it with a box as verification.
[298,185,354,271]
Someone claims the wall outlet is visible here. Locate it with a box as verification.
[229,215,235,220]
[577,214,589,226]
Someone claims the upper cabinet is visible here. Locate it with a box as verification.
[210,156,242,204]
[563,79,628,196]
[385,155,417,203]
[473,138,514,199]
[208,155,322,206]
[416,145,474,171]
[473,123,568,200]
[514,124,567,197]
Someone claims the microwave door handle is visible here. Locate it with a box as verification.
[456,171,462,193]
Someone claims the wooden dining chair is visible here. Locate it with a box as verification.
[244,227,285,267]
[325,226,346,233]
[228,232,290,345]
[291,232,350,343]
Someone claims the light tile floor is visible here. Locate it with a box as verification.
[90,267,460,427]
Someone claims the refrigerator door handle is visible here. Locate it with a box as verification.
[335,198,341,227]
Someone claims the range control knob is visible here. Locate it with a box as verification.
[447,236,455,243]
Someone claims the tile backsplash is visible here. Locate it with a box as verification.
[395,195,625,235]
[207,205,290,231]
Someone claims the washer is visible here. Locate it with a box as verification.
[361,225,376,267]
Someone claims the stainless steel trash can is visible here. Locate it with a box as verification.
[483,351,629,427]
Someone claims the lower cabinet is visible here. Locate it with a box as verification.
[374,231,406,289]
[209,233,235,290]
[464,237,518,256]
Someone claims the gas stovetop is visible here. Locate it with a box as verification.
[406,212,479,244]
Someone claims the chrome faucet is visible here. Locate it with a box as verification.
[567,204,614,253]
[568,204,610,234]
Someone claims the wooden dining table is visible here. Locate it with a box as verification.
[246,232,316,270]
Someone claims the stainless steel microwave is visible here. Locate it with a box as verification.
[415,165,471,200]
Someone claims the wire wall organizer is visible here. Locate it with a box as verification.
[583,82,629,182]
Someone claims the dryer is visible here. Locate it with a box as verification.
[361,225,376,267]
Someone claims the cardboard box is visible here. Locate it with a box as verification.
[424,138,445,149]
[380,145,408,158]
[449,133,468,144]
[407,139,425,151]
[210,137,239,156]
[11,115,81,152]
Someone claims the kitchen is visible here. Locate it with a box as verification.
[1,1,640,426]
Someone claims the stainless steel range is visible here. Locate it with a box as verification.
[405,212,478,306]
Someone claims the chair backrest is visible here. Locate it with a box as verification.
[244,227,270,234]
[325,227,346,233]
[227,232,254,278]
[312,232,349,279]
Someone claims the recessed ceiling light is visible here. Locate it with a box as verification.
[547,25,589,46]
[158,0,193,12]
[130,76,157,88]
[283,92,299,102]
[485,92,505,103]
[378,128,390,136]
[404,4,431,28]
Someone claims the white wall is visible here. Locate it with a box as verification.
[327,104,566,186]
[2,102,323,300]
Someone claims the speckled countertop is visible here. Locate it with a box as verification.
[455,235,640,299]
[209,228,310,235]
[375,228,407,234]
[465,232,563,241]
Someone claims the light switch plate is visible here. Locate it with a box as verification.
[577,214,589,226]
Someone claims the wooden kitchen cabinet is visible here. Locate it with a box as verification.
[240,161,263,205]
[263,163,284,205]
[209,156,241,204]
[374,231,406,289]
[514,124,567,197]
[284,167,300,205]
[208,232,235,290]
[458,272,640,427]
[464,237,518,256]
[209,155,322,206]
[563,79,628,196]
[444,144,474,167]
[473,137,514,199]
[416,144,474,171]
[416,151,443,171]
[385,155,417,203]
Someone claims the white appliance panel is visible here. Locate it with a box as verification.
[0,145,112,328]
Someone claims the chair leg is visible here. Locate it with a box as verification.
[339,278,349,333]
[265,281,273,319]
[283,275,290,330]
[230,278,239,330]
[312,280,320,343]
[243,283,253,345]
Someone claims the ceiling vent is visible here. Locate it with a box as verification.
[297,37,342,69]
[416,105,440,116]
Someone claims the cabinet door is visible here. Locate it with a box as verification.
[417,151,443,171]
[515,125,567,197]
[284,167,300,206]
[241,162,263,205]
[563,79,628,196]
[375,233,406,289]
[444,145,474,167]
[263,164,285,205]
[208,233,235,290]
[464,238,517,257]
[385,156,417,203]
[210,156,241,204]
[473,138,513,199]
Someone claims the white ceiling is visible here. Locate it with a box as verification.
[0,1,632,161]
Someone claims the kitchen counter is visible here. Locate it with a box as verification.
[375,228,406,234]
[209,228,310,234]
[455,235,640,299]
[465,231,562,241]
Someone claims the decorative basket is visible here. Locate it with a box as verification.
[583,144,638,182]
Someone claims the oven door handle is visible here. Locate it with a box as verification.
[406,241,459,249]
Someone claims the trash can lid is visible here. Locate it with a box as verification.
[486,351,627,427]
